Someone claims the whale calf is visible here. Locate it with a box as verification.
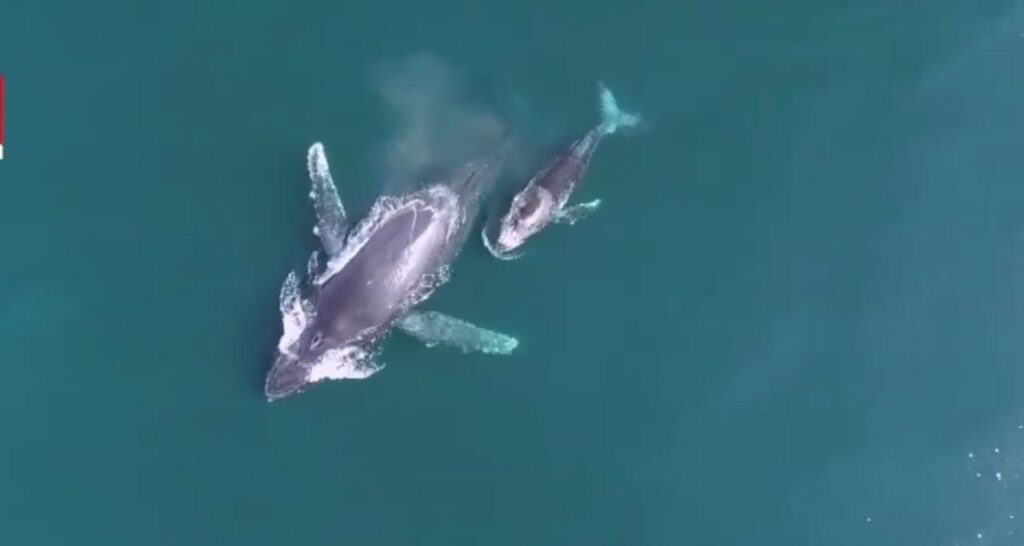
[483,84,640,259]
[266,143,517,401]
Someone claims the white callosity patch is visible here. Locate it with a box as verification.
[306,250,321,283]
[307,345,384,383]
[307,143,348,257]
[277,270,311,356]
[487,184,553,258]
[273,266,386,389]
[395,310,519,355]
[481,228,522,261]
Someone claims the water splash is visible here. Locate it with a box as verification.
[307,345,383,383]
[277,270,312,355]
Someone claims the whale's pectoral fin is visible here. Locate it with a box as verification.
[307,143,348,257]
[554,199,602,225]
[395,311,519,355]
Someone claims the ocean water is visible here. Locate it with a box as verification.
[3,1,1024,544]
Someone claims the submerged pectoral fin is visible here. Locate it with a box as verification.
[307,143,349,257]
[554,199,602,225]
[395,310,519,355]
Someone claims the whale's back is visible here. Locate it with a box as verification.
[315,204,446,344]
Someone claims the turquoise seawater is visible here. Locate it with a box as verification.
[4,1,1024,544]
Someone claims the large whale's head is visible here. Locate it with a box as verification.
[488,185,554,257]
[265,325,379,401]
[266,353,310,401]
[265,327,324,401]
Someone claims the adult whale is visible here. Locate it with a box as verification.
[266,143,518,401]
[483,84,640,259]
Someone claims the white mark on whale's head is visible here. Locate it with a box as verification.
[490,185,554,257]
[267,268,384,401]
[266,325,382,402]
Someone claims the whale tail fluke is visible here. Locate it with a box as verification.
[598,83,641,136]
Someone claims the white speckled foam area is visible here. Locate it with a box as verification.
[276,270,311,356]
[307,345,382,383]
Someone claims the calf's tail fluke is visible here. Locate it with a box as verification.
[598,83,641,135]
